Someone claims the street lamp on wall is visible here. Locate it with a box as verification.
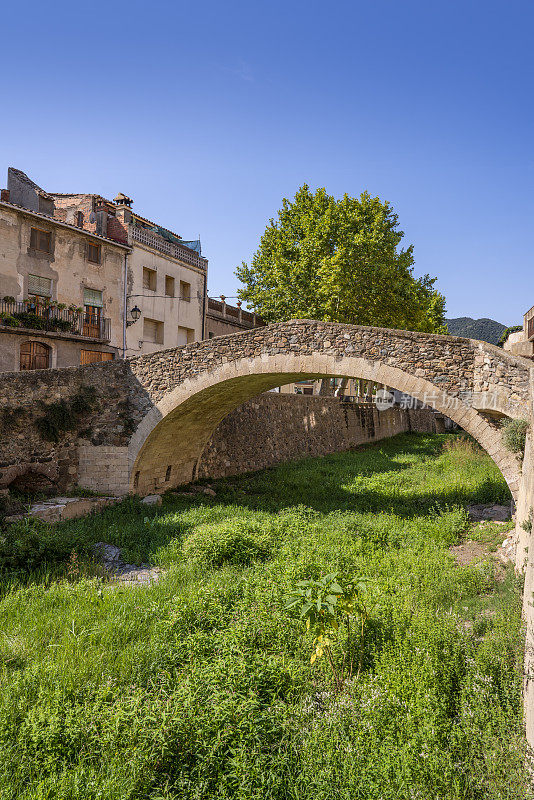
[126,305,142,327]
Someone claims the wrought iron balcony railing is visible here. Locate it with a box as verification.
[0,300,111,341]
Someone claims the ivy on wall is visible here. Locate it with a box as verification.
[35,386,99,443]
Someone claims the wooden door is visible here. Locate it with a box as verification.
[83,305,101,338]
[20,341,50,370]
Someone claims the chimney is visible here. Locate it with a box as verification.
[114,193,133,223]
[114,193,132,208]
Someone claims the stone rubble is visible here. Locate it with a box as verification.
[467,503,512,522]
[93,542,162,586]
[464,503,518,565]
[140,494,162,506]
[4,495,120,524]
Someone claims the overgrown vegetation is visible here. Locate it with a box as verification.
[0,433,529,799]
[35,385,99,442]
[501,417,529,455]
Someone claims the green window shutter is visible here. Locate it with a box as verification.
[83,289,103,308]
[28,274,52,297]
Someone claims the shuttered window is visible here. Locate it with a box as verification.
[177,326,194,346]
[143,318,164,344]
[28,274,52,297]
[30,228,51,253]
[143,267,157,291]
[80,350,113,365]
[87,243,101,263]
[83,289,103,308]
[179,280,191,301]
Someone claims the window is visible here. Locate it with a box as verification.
[76,211,84,228]
[80,350,113,365]
[87,242,101,263]
[28,274,52,299]
[165,275,175,297]
[20,341,50,371]
[30,228,51,253]
[143,267,157,291]
[83,288,103,308]
[143,317,164,344]
[208,331,214,339]
[177,326,195,346]
[179,280,191,301]
[83,289,103,338]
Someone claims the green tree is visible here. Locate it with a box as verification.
[236,185,446,332]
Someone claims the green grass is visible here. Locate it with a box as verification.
[0,433,529,799]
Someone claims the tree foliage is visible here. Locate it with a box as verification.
[236,185,446,332]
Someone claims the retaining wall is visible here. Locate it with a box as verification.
[197,393,440,480]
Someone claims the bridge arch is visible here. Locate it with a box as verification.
[128,350,522,499]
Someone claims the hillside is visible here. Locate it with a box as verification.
[445,317,507,345]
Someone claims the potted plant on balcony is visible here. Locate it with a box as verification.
[0,313,20,328]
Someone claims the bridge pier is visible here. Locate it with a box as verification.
[77,444,130,496]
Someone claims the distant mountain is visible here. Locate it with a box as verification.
[445,317,508,346]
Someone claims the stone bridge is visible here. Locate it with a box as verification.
[3,318,534,743]
[119,320,530,499]
[0,320,531,500]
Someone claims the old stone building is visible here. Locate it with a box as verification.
[0,168,208,370]
[0,172,127,371]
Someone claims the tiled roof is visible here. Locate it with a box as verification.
[0,199,131,249]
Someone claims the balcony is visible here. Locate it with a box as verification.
[0,300,111,341]
[132,225,208,270]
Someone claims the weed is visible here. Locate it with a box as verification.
[0,433,529,798]
[501,418,529,455]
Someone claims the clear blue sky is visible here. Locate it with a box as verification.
[2,0,532,325]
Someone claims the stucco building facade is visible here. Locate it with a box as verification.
[0,177,127,371]
[0,168,208,370]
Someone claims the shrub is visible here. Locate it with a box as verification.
[182,519,275,568]
[501,418,529,455]
[0,517,68,571]
[0,314,20,328]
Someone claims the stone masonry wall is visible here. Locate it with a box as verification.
[0,360,147,491]
[197,393,439,480]
[0,353,438,493]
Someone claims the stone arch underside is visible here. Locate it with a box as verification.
[128,353,522,499]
